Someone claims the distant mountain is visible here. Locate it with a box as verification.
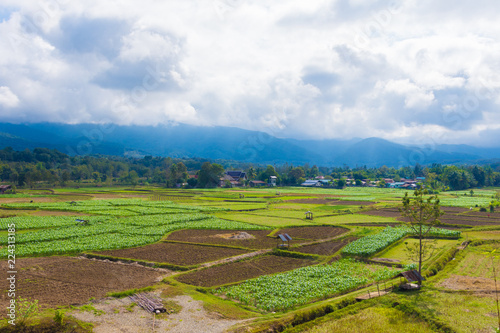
[0,122,498,167]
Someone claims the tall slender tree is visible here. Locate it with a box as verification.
[400,189,444,283]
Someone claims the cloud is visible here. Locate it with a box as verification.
[0,0,498,146]
[0,86,19,108]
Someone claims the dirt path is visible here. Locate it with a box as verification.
[70,294,246,333]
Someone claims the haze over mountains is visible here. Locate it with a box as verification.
[0,123,498,168]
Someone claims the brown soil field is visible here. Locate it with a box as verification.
[361,207,500,226]
[93,242,250,266]
[176,255,316,287]
[287,198,375,205]
[0,197,55,204]
[277,226,348,240]
[439,274,498,296]
[166,230,277,249]
[0,257,166,311]
[293,237,357,255]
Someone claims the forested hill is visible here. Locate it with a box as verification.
[0,122,499,167]
[0,146,499,191]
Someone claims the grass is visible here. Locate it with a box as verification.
[374,238,459,264]
[464,230,500,240]
[446,243,499,278]
[300,306,436,333]
[313,214,398,225]
[409,290,498,333]
[213,212,316,227]
[248,209,335,219]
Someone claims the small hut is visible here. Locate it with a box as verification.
[0,185,12,194]
[305,211,313,220]
[397,270,425,290]
[276,233,292,249]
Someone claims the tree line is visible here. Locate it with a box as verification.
[0,147,499,190]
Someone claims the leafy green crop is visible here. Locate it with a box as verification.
[216,258,401,311]
[342,226,461,257]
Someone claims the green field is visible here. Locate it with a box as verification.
[1,186,500,332]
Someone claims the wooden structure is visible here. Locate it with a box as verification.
[305,211,313,220]
[129,293,166,313]
[0,185,12,194]
[397,270,425,290]
[276,233,292,248]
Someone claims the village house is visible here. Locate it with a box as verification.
[249,180,267,187]
[219,171,247,187]
[301,179,322,187]
[0,185,12,194]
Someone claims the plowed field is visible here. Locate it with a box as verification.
[176,255,316,287]
[93,242,250,266]
[0,257,166,310]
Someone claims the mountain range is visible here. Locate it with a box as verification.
[0,122,498,168]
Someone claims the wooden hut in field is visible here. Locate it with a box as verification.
[0,185,12,194]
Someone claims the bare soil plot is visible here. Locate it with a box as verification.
[0,257,166,311]
[166,229,277,249]
[277,226,348,240]
[70,294,246,333]
[293,237,357,256]
[93,242,250,266]
[440,275,498,296]
[176,255,316,287]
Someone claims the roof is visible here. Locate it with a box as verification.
[269,176,277,179]
[220,174,234,181]
[250,180,266,184]
[301,180,321,186]
[398,270,425,282]
[225,171,247,180]
[0,185,12,189]
[277,233,292,241]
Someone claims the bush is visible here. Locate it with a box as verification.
[480,207,487,212]
[53,310,64,326]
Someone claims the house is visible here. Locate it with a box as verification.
[0,185,12,194]
[388,182,406,188]
[219,174,239,187]
[384,179,394,184]
[225,171,247,182]
[269,176,277,186]
[220,171,248,187]
[301,180,322,187]
[249,180,267,187]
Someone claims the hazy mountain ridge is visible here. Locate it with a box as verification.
[0,122,498,167]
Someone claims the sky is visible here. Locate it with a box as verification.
[0,0,499,147]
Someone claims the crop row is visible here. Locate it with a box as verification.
[216,258,401,311]
[342,226,407,256]
[0,216,109,230]
[1,199,229,215]
[0,214,268,257]
[0,223,123,245]
[342,226,461,257]
[0,233,160,258]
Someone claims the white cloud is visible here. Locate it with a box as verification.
[0,86,19,108]
[0,0,498,146]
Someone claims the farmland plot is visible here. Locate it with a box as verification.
[216,259,401,311]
